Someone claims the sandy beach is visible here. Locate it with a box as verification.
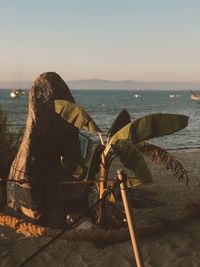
[0,149,200,267]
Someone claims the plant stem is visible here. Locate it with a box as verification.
[98,132,106,202]
[97,133,113,226]
[97,132,107,225]
[98,132,104,145]
[97,157,106,225]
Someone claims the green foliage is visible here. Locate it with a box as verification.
[0,106,19,179]
[54,102,189,185]
[111,113,189,144]
[54,101,189,226]
[108,109,131,137]
[61,156,87,180]
[112,140,153,184]
[85,143,105,182]
[54,100,101,132]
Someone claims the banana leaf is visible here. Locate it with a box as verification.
[54,100,101,132]
[108,109,131,137]
[112,139,153,184]
[111,113,189,144]
[107,177,142,188]
[130,113,189,142]
[61,156,87,180]
[106,150,117,169]
[111,122,131,144]
[136,142,189,185]
[85,143,105,181]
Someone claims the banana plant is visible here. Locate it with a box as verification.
[54,100,189,225]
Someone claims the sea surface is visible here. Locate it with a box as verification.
[0,89,199,150]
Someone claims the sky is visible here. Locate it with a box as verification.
[0,0,200,84]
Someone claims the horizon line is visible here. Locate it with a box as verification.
[0,78,199,84]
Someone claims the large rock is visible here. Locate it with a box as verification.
[6,72,87,227]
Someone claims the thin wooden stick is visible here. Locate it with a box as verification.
[117,169,144,267]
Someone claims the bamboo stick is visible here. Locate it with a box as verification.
[117,169,144,267]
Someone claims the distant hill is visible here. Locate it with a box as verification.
[68,79,199,90]
[0,79,198,90]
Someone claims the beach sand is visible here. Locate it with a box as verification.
[0,150,200,267]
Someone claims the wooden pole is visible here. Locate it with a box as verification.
[117,169,144,267]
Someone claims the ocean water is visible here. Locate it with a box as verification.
[0,89,199,150]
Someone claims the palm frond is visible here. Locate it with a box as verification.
[136,142,189,185]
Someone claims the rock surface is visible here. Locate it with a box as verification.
[6,72,87,227]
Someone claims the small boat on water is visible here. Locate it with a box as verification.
[191,90,200,101]
[133,93,141,98]
[10,89,25,98]
[169,93,179,98]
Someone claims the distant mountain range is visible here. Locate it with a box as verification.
[0,79,199,90]
[67,79,199,90]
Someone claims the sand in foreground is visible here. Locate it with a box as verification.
[0,150,200,267]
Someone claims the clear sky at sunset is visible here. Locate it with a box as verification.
[1,0,200,84]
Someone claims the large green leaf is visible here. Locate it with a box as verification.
[112,140,153,184]
[61,156,87,180]
[107,177,142,188]
[111,113,189,144]
[85,143,105,181]
[130,113,189,142]
[108,109,131,137]
[111,122,131,144]
[54,100,101,132]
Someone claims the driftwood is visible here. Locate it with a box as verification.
[6,72,87,227]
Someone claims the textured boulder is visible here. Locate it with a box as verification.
[6,72,87,227]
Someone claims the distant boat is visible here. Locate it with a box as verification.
[133,93,141,98]
[191,90,200,101]
[10,89,25,98]
[169,93,179,98]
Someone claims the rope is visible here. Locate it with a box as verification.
[15,179,123,267]
[1,203,200,243]
[0,177,136,185]
[0,213,163,241]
